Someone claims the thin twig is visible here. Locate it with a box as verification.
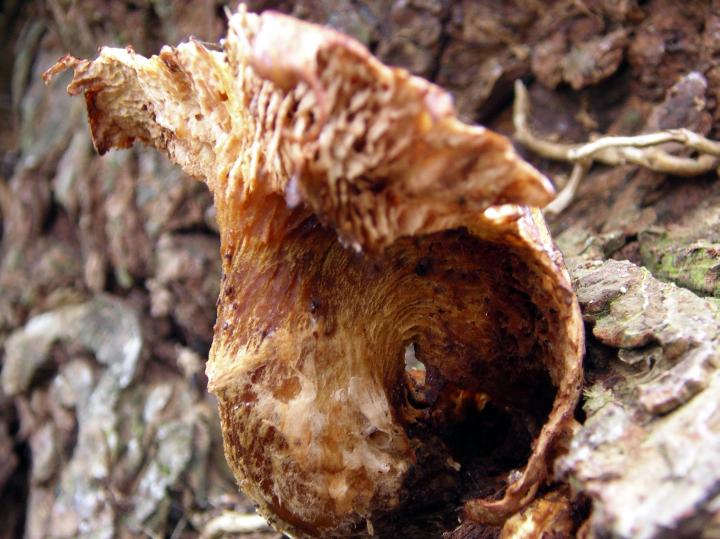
[569,129,720,160]
[512,80,720,214]
[543,160,591,216]
[200,511,271,539]
[513,81,577,161]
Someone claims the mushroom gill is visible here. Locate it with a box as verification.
[45,8,584,538]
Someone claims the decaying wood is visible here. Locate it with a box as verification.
[45,7,584,538]
[4,1,720,537]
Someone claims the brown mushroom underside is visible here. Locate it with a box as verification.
[45,7,583,537]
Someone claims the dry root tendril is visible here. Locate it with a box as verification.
[513,80,720,215]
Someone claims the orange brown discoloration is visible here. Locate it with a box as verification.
[45,7,583,537]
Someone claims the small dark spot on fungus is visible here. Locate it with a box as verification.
[353,137,366,153]
[369,177,388,194]
[414,257,432,276]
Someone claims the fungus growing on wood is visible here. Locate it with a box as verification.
[45,7,584,537]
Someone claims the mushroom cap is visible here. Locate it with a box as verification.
[46,8,583,537]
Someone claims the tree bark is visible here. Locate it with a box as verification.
[1,1,719,537]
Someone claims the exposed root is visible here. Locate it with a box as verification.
[513,80,720,214]
[544,161,590,216]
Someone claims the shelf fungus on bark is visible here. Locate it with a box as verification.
[45,7,584,538]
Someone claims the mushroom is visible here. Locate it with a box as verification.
[45,7,583,537]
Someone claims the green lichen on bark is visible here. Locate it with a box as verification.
[558,257,720,539]
[639,229,720,298]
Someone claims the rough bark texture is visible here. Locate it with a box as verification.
[1,1,720,538]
